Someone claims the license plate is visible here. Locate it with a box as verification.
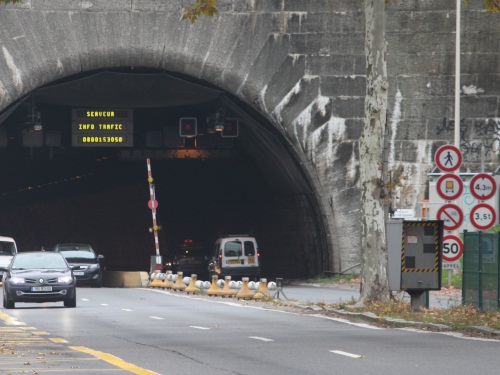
[74,272,84,276]
[248,256,255,264]
[31,286,52,292]
[227,259,240,264]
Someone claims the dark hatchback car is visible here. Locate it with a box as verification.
[165,240,210,280]
[0,251,77,309]
[53,244,104,288]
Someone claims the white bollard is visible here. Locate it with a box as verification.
[267,281,277,290]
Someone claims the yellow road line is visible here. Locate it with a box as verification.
[70,346,161,375]
[33,330,50,335]
[50,337,68,343]
[0,311,25,325]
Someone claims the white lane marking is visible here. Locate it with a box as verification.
[81,298,89,301]
[149,316,164,320]
[122,309,133,312]
[311,315,383,330]
[249,336,274,342]
[100,303,109,306]
[330,350,363,359]
[189,326,211,330]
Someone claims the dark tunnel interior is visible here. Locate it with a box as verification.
[0,69,329,279]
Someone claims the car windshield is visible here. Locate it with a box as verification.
[224,241,242,257]
[58,250,95,259]
[0,241,15,255]
[12,253,68,270]
[56,246,95,259]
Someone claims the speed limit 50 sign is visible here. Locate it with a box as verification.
[442,235,463,263]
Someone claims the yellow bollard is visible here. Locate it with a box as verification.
[162,270,174,289]
[253,278,271,299]
[207,275,223,296]
[149,272,163,288]
[220,276,237,298]
[185,274,200,295]
[236,277,254,300]
[172,272,187,291]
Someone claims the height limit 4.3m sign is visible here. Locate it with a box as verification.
[470,173,497,201]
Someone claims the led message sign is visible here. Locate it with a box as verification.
[72,109,134,147]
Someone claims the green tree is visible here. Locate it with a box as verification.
[181,0,218,23]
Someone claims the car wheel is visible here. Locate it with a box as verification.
[64,291,77,308]
[3,291,15,309]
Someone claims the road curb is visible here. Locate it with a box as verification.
[464,326,500,337]
[305,306,500,337]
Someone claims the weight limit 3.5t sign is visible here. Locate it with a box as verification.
[470,203,497,231]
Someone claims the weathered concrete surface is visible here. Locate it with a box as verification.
[103,271,150,288]
[0,1,498,274]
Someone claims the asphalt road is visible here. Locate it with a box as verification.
[0,287,497,375]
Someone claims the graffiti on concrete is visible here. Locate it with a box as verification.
[440,118,500,161]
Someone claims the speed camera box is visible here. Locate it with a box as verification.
[387,220,443,291]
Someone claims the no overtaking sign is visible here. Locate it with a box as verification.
[437,204,463,231]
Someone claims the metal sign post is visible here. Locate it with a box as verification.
[146,158,162,272]
[273,278,288,300]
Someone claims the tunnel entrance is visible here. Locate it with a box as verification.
[0,69,329,279]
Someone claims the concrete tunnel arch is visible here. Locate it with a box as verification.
[0,67,334,279]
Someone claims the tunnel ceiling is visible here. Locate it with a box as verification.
[0,69,312,198]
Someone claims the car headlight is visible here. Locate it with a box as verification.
[89,264,100,269]
[10,277,25,284]
[58,276,73,283]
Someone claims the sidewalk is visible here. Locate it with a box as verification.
[280,281,500,339]
[285,280,462,309]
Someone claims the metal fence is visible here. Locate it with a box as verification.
[462,231,500,311]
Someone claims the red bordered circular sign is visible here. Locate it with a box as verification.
[437,203,463,231]
[470,203,497,231]
[442,235,463,262]
[470,173,497,201]
[435,145,462,173]
[436,174,463,201]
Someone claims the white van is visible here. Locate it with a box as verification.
[0,236,18,281]
[208,235,260,280]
